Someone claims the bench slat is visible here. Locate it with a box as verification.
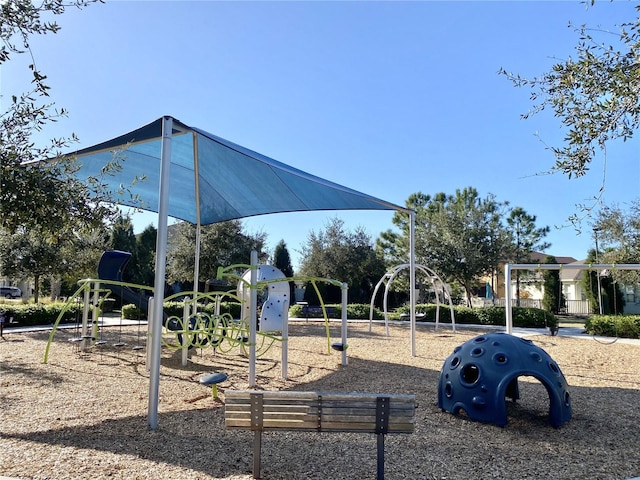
[225,411,414,423]
[225,390,415,402]
[225,403,414,413]
[225,404,312,414]
[226,419,321,430]
[226,412,317,424]
[225,398,415,409]
[311,422,414,433]
[226,420,414,432]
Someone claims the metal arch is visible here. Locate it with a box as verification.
[369,264,456,336]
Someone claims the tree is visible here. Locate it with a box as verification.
[166,220,267,287]
[379,188,510,306]
[592,198,640,286]
[299,217,386,304]
[376,192,430,268]
[134,225,157,287]
[110,215,136,253]
[587,198,640,315]
[0,226,63,302]
[272,240,294,278]
[581,248,625,315]
[0,1,154,300]
[0,0,124,236]
[506,207,551,304]
[376,228,405,267]
[272,239,295,303]
[101,219,157,287]
[0,221,110,301]
[500,5,640,219]
[375,193,428,302]
[57,226,110,296]
[108,215,138,282]
[542,255,565,315]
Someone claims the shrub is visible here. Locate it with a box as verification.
[392,303,557,330]
[122,301,242,321]
[346,303,381,320]
[289,303,384,320]
[122,303,144,320]
[1,303,79,326]
[512,307,557,330]
[474,306,505,325]
[199,301,242,319]
[288,303,305,318]
[290,303,337,318]
[6,299,558,332]
[585,315,640,339]
[395,304,454,322]
[448,306,478,324]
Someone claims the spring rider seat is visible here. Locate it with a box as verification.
[437,333,572,428]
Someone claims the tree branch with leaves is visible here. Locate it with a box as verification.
[501,6,640,178]
[0,0,126,236]
[500,5,640,228]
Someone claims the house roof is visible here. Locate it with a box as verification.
[528,251,578,265]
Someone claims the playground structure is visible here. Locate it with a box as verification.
[369,263,456,334]
[58,116,419,431]
[44,251,350,383]
[437,332,572,428]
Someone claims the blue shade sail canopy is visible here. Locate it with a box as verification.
[68,116,409,225]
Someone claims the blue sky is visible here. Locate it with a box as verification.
[2,0,639,270]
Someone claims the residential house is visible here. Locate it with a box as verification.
[481,252,577,303]
[509,256,640,315]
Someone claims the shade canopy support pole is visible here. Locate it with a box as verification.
[409,210,416,357]
[249,250,258,387]
[148,116,173,430]
[192,131,202,302]
[341,282,349,366]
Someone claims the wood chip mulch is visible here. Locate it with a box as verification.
[1,322,639,480]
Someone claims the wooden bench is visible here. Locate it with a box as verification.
[225,390,416,479]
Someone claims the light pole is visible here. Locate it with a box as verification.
[593,227,603,315]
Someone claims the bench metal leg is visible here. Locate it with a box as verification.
[375,396,390,480]
[250,392,264,478]
[253,430,262,479]
[377,433,385,480]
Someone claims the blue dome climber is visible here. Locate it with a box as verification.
[437,333,572,428]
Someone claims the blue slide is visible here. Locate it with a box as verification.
[97,250,156,317]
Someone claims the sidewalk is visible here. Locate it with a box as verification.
[3,317,639,347]
[1,317,144,336]
[290,317,640,347]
